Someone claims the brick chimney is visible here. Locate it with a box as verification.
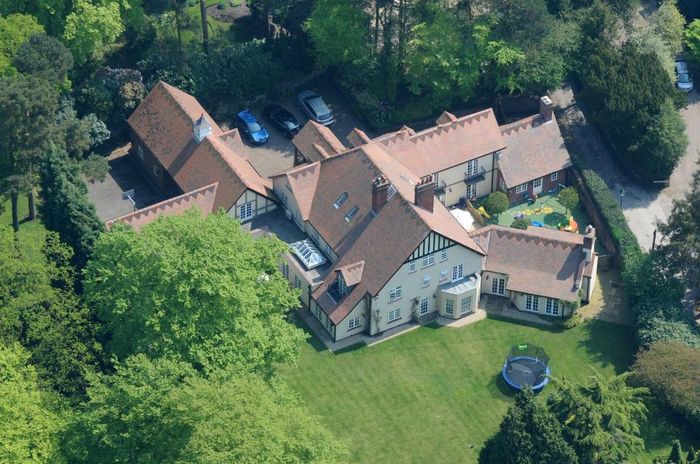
[539,96,554,122]
[414,175,436,212]
[583,225,596,263]
[372,175,391,213]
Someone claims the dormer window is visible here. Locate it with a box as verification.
[337,275,347,295]
[345,205,359,222]
[334,192,348,209]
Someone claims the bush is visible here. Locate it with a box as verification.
[560,312,582,329]
[511,218,531,230]
[557,186,579,214]
[483,192,509,217]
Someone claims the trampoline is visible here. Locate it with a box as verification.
[502,343,550,392]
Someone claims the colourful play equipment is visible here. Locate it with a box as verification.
[559,216,579,233]
[477,206,491,219]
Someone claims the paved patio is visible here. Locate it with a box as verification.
[578,270,632,326]
[479,294,554,327]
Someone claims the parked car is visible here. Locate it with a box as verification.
[236,110,269,144]
[675,60,694,92]
[297,90,334,126]
[263,104,301,138]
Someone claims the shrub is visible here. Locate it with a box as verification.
[483,192,509,217]
[511,217,531,230]
[557,186,579,215]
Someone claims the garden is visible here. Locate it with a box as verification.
[280,318,699,463]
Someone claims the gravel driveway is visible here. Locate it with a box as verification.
[552,84,700,251]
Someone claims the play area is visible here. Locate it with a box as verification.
[489,193,590,233]
[501,343,550,392]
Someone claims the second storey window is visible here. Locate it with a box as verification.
[440,268,448,281]
[422,254,434,268]
[408,261,416,273]
[440,250,448,261]
[452,264,464,281]
[466,159,478,177]
[389,286,402,302]
[422,274,431,287]
[294,276,301,289]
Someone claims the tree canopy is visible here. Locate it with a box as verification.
[84,210,307,375]
[0,13,44,75]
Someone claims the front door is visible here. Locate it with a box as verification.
[491,277,505,295]
[532,177,543,195]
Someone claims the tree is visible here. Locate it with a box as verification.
[63,0,125,63]
[0,13,44,75]
[548,371,649,463]
[558,187,579,215]
[0,228,102,397]
[0,343,66,463]
[511,217,531,229]
[0,74,60,230]
[305,0,371,71]
[12,33,73,85]
[656,165,700,288]
[84,210,307,375]
[64,355,345,463]
[669,440,686,464]
[483,191,509,217]
[688,447,698,463]
[686,20,700,65]
[632,343,700,434]
[479,388,578,464]
[38,149,104,269]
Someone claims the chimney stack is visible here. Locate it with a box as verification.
[539,96,554,122]
[414,175,436,212]
[372,175,391,213]
[193,114,212,143]
[583,225,596,263]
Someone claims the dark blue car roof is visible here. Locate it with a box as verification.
[237,110,257,123]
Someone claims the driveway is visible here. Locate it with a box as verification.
[238,82,374,178]
[552,85,700,251]
[86,144,164,221]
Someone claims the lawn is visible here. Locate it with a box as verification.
[1,197,47,255]
[280,318,698,463]
[490,192,590,231]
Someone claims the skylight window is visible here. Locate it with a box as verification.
[290,239,327,270]
[345,205,359,222]
[387,184,397,200]
[333,192,348,209]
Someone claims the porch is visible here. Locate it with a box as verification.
[479,294,554,327]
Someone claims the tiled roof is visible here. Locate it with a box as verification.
[292,121,346,162]
[371,109,506,176]
[498,114,571,188]
[127,81,272,210]
[338,261,365,286]
[276,162,321,221]
[305,142,485,324]
[470,225,595,302]
[105,183,218,231]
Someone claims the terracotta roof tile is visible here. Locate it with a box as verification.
[338,261,365,286]
[374,109,506,176]
[470,225,595,302]
[292,121,346,162]
[498,114,571,188]
[105,183,218,231]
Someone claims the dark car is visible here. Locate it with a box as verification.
[297,90,334,126]
[236,110,269,145]
[263,104,301,138]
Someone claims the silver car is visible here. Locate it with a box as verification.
[675,60,693,92]
[297,90,335,126]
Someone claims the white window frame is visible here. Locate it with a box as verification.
[533,178,543,189]
[452,264,464,282]
[420,298,429,315]
[444,299,454,315]
[408,261,416,273]
[466,183,477,199]
[433,172,439,184]
[440,268,448,281]
[546,298,559,315]
[422,254,435,268]
[515,183,527,194]
[550,172,558,182]
[466,159,478,177]
[526,294,539,312]
[389,286,402,302]
[460,296,472,315]
[348,316,361,330]
[491,277,505,295]
[388,308,401,323]
[440,250,448,262]
[294,276,301,289]
[422,274,431,287]
[239,201,254,221]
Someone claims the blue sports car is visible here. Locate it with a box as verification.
[236,110,269,145]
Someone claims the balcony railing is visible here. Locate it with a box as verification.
[464,166,486,184]
[434,180,447,195]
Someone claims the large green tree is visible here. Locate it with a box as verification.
[64,355,345,463]
[0,342,66,463]
[39,150,104,269]
[0,13,44,75]
[479,388,578,464]
[63,0,124,63]
[0,74,60,230]
[84,210,306,375]
[547,371,649,463]
[12,33,73,85]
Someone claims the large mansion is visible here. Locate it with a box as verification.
[108,82,598,342]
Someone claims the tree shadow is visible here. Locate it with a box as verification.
[544,211,567,227]
[576,319,636,375]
